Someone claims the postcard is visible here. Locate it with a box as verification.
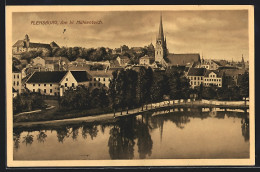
[6,5,255,167]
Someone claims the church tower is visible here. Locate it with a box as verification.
[24,34,30,48]
[241,54,245,69]
[155,14,167,63]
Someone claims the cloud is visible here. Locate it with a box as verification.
[12,10,249,61]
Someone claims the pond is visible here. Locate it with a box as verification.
[13,107,249,160]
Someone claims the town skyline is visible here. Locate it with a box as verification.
[12,10,249,61]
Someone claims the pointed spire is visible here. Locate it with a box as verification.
[241,54,245,63]
[158,12,164,40]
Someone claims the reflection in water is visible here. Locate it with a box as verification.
[241,116,249,142]
[13,108,250,159]
[37,131,47,143]
[22,132,34,146]
[56,127,70,143]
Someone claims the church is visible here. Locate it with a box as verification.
[153,14,201,68]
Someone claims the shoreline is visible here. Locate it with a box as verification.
[13,100,249,128]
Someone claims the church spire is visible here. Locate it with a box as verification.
[158,13,164,40]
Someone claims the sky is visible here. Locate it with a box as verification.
[12,10,249,61]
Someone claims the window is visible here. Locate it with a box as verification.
[13,81,15,86]
[98,83,101,87]
[39,84,40,86]
[33,89,35,92]
[103,78,106,81]
[65,83,67,87]
[89,83,92,86]
[72,83,74,87]
[194,77,196,80]
[50,84,52,86]
[17,81,19,86]
[90,78,92,81]
[17,74,19,79]
[194,82,196,85]
[44,89,46,93]
[201,77,203,80]
[94,83,96,87]
[94,78,96,81]
[191,81,193,85]
[14,75,15,79]
[44,84,46,86]
[98,78,100,81]
[191,77,193,80]
[33,84,35,86]
[103,84,105,86]
[66,78,68,81]
[50,89,52,93]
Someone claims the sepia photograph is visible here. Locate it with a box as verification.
[6,5,255,166]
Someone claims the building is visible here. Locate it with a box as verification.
[153,14,201,68]
[187,68,223,88]
[12,88,18,98]
[203,70,222,87]
[187,68,206,88]
[200,59,221,70]
[139,55,154,65]
[12,34,59,59]
[219,68,246,86]
[167,54,201,67]
[25,71,90,96]
[116,56,130,66]
[87,70,113,90]
[12,66,22,94]
[131,47,143,54]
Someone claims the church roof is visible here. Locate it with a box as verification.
[167,53,201,66]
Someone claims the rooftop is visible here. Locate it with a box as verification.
[187,68,206,76]
[167,53,201,66]
[26,71,67,83]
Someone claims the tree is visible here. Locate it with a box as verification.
[125,69,138,113]
[136,67,147,110]
[143,67,153,109]
[239,72,249,102]
[165,67,191,99]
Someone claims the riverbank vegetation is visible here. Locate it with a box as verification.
[13,67,249,123]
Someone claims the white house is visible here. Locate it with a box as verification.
[25,71,90,96]
[186,68,207,88]
[203,70,223,87]
[12,66,22,94]
[87,70,113,90]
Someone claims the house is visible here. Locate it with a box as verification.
[87,70,113,90]
[139,55,154,65]
[116,56,130,66]
[203,70,223,87]
[201,59,221,70]
[12,66,22,94]
[25,71,90,96]
[187,68,207,88]
[12,34,59,59]
[32,56,45,67]
[131,47,143,54]
[12,88,18,98]
[219,68,246,86]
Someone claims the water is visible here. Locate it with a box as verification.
[13,107,249,160]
